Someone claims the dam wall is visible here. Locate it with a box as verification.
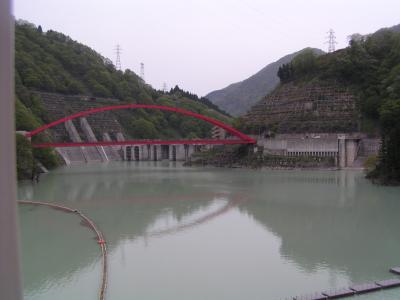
[256,133,380,168]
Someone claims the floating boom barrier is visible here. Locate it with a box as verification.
[18,200,108,300]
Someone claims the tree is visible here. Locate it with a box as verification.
[16,134,34,180]
[15,98,41,131]
[376,99,400,181]
[278,63,293,83]
[292,49,318,77]
[128,118,158,139]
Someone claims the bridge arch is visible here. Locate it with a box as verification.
[26,104,255,143]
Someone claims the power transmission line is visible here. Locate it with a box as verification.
[114,44,122,70]
[326,29,337,53]
[140,62,145,81]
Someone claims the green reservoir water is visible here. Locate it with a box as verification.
[18,162,400,300]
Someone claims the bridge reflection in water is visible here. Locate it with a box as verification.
[18,163,400,300]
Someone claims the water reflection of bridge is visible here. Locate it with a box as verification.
[19,168,244,293]
[19,169,400,296]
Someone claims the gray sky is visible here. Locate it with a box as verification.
[14,0,400,96]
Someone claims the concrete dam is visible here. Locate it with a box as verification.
[255,133,380,168]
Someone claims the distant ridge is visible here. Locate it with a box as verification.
[387,23,400,32]
[206,48,325,116]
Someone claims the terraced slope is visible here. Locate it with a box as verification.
[242,83,358,134]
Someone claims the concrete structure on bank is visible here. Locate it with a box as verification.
[56,116,199,164]
[56,118,380,167]
[255,133,380,168]
[122,144,195,162]
[211,126,226,140]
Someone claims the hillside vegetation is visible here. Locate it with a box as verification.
[14,21,231,179]
[265,29,400,183]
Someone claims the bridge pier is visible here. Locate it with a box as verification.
[180,144,194,161]
[170,145,177,161]
[161,145,170,160]
[139,145,145,161]
[134,146,140,161]
[338,135,360,168]
[125,146,131,161]
[146,145,151,160]
[122,146,126,161]
[122,144,194,161]
[151,145,161,161]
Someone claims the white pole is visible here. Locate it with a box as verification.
[0,0,23,298]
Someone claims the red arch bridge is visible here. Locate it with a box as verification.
[25,104,256,149]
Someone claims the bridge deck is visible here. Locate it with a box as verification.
[31,139,255,148]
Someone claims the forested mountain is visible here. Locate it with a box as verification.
[388,24,400,33]
[15,20,231,133]
[15,20,156,101]
[206,48,324,116]
[242,28,400,183]
[14,21,231,178]
[166,85,229,116]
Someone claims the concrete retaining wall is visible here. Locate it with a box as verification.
[257,133,380,169]
[121,144,196,162]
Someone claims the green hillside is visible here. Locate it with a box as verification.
[14,21,231,178]
[245,28,400,183]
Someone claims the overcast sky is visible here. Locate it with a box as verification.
[14,0,400,96]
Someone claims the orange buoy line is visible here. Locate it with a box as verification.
[18,200,108,300]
